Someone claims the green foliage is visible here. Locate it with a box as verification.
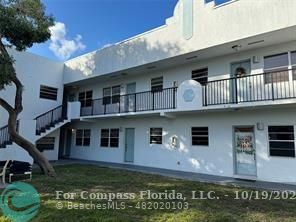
[0,54,14,89]
[0,0,54,50]
[0,0,54,88]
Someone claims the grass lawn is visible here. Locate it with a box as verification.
[0,164,296,222]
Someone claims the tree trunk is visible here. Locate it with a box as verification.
[6,89,57,177]
[0,42,56,177]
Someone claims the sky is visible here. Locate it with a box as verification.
[28,0,178,61]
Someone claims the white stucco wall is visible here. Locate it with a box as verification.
[63,0,296,83]
[0,50,64,126]
[69,107,296,183]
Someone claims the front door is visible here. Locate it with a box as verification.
[125,128,135,162]
[234,127,257,178]
[125,83,136,112]
[231,60,251,103]
[65,129,72,157]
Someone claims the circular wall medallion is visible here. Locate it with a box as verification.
[183,89,195,102]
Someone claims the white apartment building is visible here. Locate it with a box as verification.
[1,0,296,183]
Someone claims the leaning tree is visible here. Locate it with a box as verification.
[0,0,56,176]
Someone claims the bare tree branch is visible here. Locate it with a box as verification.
[0,98,14,114]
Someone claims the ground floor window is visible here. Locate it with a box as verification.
[150,128,162,144]
[100,128,119,148]
[192,127,209,146]
[268,126,295,157]
[36,137,55,151]
[76,129,91,146]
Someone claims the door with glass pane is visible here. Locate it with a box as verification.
[234,127,257,177]
[231,60,251,103]
[125,83,136,112]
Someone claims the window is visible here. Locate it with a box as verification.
[110,129,119,147]
[192,68,208,86]
[40,85,58,100]
[103,85,120,105]
[264,53,289,84]
[268,126,295,157]
[79,91,93,107]
[100,128,119,148]
[215,0,232,5]
[151,77,163,92]
[36,137,55,151]
[291,51,296,80]
[192,127,209,146]
[76,129,91,146]
[150,128,162,144]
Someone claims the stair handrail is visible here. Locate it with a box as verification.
[34,105,63,120]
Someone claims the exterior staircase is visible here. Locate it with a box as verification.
[35,105,68,137]
[0,105,69,149]
[0,125,12,148]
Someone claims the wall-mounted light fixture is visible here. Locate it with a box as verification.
[257,122,264,131]
[231,44,242,52]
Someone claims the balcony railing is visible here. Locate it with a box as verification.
[203,68,296,106]
[80,87,177,116]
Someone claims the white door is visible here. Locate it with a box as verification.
[234,127,257,178]
[125,128,135,162]
[231,60,251,103]
[125,83,136,112]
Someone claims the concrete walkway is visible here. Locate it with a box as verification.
[53,159,296,191]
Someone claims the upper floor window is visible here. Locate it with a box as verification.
[150,128,162,144]
[151,77,163,92]
[205,0,233,5]
[192,68,208,86]
[215,0,232,5]
[103,85,120,105]
[100,128,119,148]
[268,126,295,158]
[292,51,296,79]
[36,137,55,151]
[79,91,93,107]
[40,85,58,101]
[264,53,289,84]
[76,129,91,146]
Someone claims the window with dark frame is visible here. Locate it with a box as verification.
[36,137,55,151]
[110,129,119,147]
[192,68,208,86]
[192,127,209,146]
[103,86,121,105]
[78,91,93,107]
[39,85,58,100]
[100,128,119,148]
[76,129,91,146]
[291,51,296,80]
[264,53,289,84]
[100,129,110,147]
[151,77,163,92]
[150,128,162,144]
[268,126,295,157]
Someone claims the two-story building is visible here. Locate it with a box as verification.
[1,0,296,183]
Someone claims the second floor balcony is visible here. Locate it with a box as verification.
[203,68,296,106]
[80,87,177,116]
[78,68,296,118]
